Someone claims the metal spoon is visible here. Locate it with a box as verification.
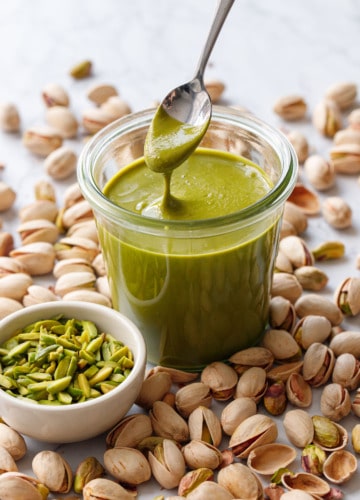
[145,0,235,177]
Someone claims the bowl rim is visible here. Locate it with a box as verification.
[0,301,147,412]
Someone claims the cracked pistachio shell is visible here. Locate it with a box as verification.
[302,342,335,387]
[283,409,314,448]
[188,406,222,447]
[83,477,133,500]
[182,439,223,470]
[295,293,343,325]
[286,372,312,408]
[32,450,72,493]
[303,154,335,191]
[262,329,301,362]
[329,330,360,357]
[332,353,360,390]
[269,296,296,331]
[135,370,172,409]
[287,183,320,215]
[220,396,257,436]
[150,401,189,443]
[323,449,357,484]
[229,414,278,458]
[103,447,151,485]
[283,201,308,235]
[200,361,238,400]
[10,242,56,275]
[320,383,351,422]
[186,480,233,500]
[271,272,303,303]
[175,382,212,418]
[218,462,263,499]
[0,472,49,500]
[148,438,185,489]
[229,346,274,374]
[247,443,297,475]
[279,236,314,269]
[0,445,18,473]
[334,276,360,316]
[281,471,330,497]
[292,315,332,349]
[235,366,267,402]
[0,272,33,301]
[267,360,303,383]
[17,218,59,245]
[106,413,152,448]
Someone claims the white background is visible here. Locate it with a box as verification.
[0,0,360,498]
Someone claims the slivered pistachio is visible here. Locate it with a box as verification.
[0,316,133,404]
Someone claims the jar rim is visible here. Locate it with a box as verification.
[77,105,298,233]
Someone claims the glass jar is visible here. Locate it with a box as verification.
[78,106,297,370]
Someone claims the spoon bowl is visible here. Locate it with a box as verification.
[144,0,235,177]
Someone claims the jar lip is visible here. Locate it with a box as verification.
[78,105,298,232]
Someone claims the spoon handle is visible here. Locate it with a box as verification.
[194,0,235,80]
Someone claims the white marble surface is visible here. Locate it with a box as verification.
[0,0,360,498]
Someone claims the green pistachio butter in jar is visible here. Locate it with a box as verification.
[78,106,297,370]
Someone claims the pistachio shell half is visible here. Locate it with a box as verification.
[247,443,297,475]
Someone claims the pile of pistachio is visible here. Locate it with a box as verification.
[0,63,360,498]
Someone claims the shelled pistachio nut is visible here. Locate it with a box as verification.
[73,456,105,494]
[311,240,345,261]
[312,415,348,451]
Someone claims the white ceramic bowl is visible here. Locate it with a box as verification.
[0,301,146,443]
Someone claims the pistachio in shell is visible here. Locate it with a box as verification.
[188,405,222,447]
[332,353,360,390]
[229,413,278,459]
[0,471,49,500]
[269,296,296,331]
[217,462,263,499]
[262,329,302,363]
[0,423,27,460]
[286,372,312,408]
[150,400,189,443]
[302,342,335,387]
[329,330,360,358]
[177,467,214,497]
[74,456,105,494]
[175,382,212,418]
[32,450,73,493]
[229,346,274,374]
[186,478,233,500]
[334,276,360,316]
[135,370,172,409]
[182,439,223,470]
[267,360,304,383]
[0,445,18,473]
[200,361,238,400]
[292,315,332,350]
[148,438,186,489]
[295,293,343,325]
[263,380,287,416]
[235,366,268,402]
[83,477,134,500]
[220,396,257,436]
[103,446,151,485]
[106,413,153,448]
[312,415,348,451]
[320,382,351,422]
[283,409,314,448]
